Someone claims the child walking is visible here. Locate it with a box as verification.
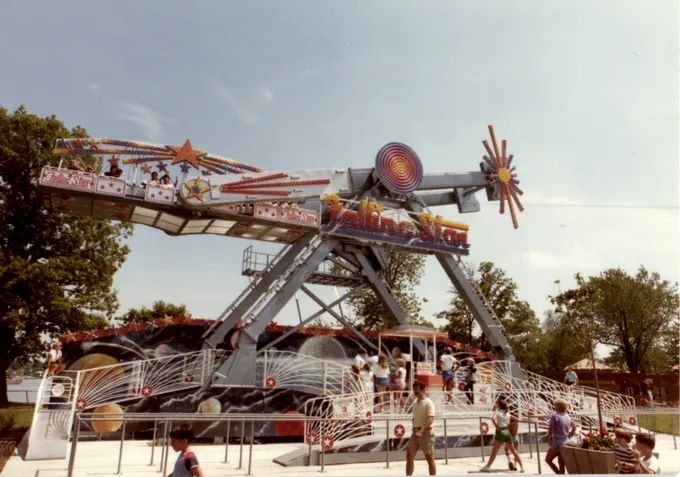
[168,424,205,477]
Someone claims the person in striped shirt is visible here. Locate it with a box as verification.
[613,428,639,474]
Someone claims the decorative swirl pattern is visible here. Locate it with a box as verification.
[375,143,423,194]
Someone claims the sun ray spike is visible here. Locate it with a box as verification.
[507,190,519,229]
[509,187,525,212]
[482,140,499,166]
[507,154,514,168]
[488,125,502,166]
[501,140,507,167]
[499,185,507,215]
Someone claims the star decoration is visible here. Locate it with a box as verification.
[394,424,405,437]
[169,139,206,168]
[76,398,87,410]
[265,377,277,388]
[141,385,153,397]
[156,162,169,173]
[179,163,191,174]
[183,178,210,203]
[141,164,153,174]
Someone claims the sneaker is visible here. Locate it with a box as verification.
[480,466,492,472]
[509,462,517,471]
[519,467,525,473]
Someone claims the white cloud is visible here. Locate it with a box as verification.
[209,79,274,125]
[87,82,100,93]
[116,102,167,141]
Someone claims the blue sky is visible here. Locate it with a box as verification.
[1,0,678,334]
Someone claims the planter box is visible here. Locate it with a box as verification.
[561,445,616,474]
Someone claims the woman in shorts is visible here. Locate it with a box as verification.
[480,399,524,472]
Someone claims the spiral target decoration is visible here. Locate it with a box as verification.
[375,142,424,194]
[482,125,525,229]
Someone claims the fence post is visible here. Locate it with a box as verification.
[323,362,327,395]
[159,421,168,472]
[116,419,127,475]
[162,420,172,477]
[238,420,245,469]
[534,421,542,474]
[223,421,230,463]
[66,413,81,477]
[247,420,255,476]
[385,418,390,469]
[528,418,533,459]
[320,421,326,473]
[149,419,157,465]
[443,417,448,465]
[479,417,485,462]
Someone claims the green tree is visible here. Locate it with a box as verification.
[552,267,678,374]
[345,249,428,331]
[539,310,591,376]
[436,261,545,372]
[119,300,190,324]
[0,106,132,405]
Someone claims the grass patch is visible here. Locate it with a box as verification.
[638,414,680,436]
[0,406,33,434]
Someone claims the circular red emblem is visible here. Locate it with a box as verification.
[504,382,512,392]
[323,435,334,451]
[628,416,637,425]
[458,382,466,391]
[265,377,277,389]
[140,385,153,397]
[365,411,373,421]
[614,416,622,426]
[184,374,194,383]
[306,432,319,444]
[480,422,489,435]
[394,424,406,438]
[75,398,87,410]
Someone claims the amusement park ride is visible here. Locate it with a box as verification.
[23,126,637,464]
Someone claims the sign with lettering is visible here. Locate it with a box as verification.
[332,398,356,418]
[253,204,319,227]
[319,195,470,255]
[39,167,95,192]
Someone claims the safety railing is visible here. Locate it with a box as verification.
[256,350,363,396]
[59,349,222,412]
[67,411,548,477]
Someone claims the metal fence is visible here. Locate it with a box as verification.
[67,412,545,477]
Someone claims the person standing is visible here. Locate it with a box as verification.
[438,347,459,403]
[642,377,654,404]
[46,342,64,376]
[563,367,578,387]
[354,347,368,369]
[480,399,524,473]
[463,358,476,404]
[405,381,436,476]
[545,398,577,474]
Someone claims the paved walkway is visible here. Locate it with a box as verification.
[5,433,679,476]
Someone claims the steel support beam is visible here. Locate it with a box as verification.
[299,285,377,354]
[261,285,370,352]
[204,235,315,349]
[244,238,338,341]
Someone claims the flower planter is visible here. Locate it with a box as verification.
[561,445,616,474]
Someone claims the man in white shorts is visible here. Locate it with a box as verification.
[438,347,459,403]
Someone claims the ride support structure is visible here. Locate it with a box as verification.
[41,125,526,386]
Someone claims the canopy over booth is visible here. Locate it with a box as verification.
[378,325,448,390]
